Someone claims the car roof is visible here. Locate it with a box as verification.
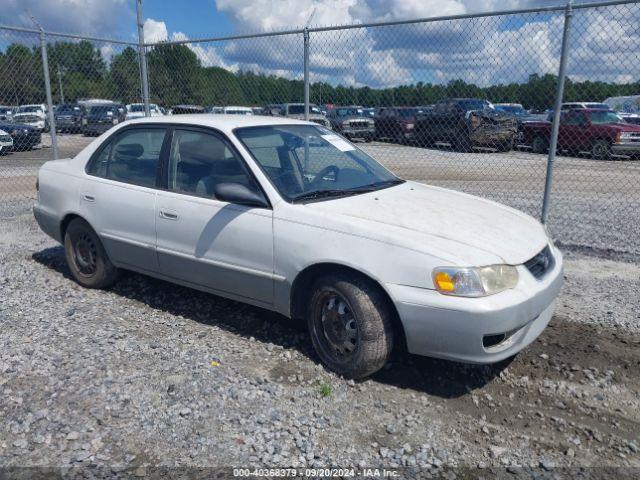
[127,114,315,132]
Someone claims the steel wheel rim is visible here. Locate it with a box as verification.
[74,233,98,276]
[315,291,360,360]
[593,143,608,159]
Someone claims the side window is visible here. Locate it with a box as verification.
[168,129,258,200]
[86,128,165,188]
[107,129,165,187]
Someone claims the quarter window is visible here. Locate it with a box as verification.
[167,129,259,200]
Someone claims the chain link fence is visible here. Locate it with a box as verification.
[0,1,639,256]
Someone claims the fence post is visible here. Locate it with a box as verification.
[136,0,151,117]
[39,30,58,160]
[541,0,573,224]
[303,27,310,121]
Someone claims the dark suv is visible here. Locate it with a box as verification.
[82,103,126,136]
[414,98,517,151]
[55,103,85,133]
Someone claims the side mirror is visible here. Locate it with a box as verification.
[214,183,269,208]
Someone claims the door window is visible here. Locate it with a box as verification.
[87,128,165,188]
[167,129,259,200]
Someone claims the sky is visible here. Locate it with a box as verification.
[0,0,637,88]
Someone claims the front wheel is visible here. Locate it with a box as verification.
[307,272,394,379]
[64,218,119,289]
[591,140,612,160]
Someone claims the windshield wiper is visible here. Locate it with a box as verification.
[291,189,362,203]
[291,180,404,203]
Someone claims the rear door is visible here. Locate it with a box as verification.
[154,127,275,305]
[80,126,168,273]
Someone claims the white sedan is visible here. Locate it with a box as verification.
[0,129,13,153]
[33,115,563,378]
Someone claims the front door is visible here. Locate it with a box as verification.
[155,127,274,305]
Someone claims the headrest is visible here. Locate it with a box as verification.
[114,143,143,159]
[179,138,227,164]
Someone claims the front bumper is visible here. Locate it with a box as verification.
[389,245,563,364]
[342,127,374,139]
[470,127,515,146]
[612,142,640,154]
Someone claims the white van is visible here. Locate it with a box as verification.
[604,95,640,114]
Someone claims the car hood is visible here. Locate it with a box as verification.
[303,181,548,266]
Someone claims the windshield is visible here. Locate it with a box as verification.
[336,108,363,117]
[0,108,12,114]
[88,105,117,115]
[288,105,322,115]
[587,110,623,124]
[496,105,527,116]
[57,104,80,113]
[130,104,145,112]
[17,106,42,113]
[459,100,493,112]
[235,124,402,202]
[398,108,421,118]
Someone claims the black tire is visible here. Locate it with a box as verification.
[531,135,548,154]
[453,133,472,152]
[591,139,612,160]
[64,218,119,289]
[497,137,514,152]
[307,272,394,379]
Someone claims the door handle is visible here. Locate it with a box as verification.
[82,194,95,202]
[159,209,179,220]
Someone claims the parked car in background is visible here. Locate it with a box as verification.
[125,103,164,120]
[264,104,283,116]
[374,107,424,144]
[279,103,331,128]
[82,103,126,136]
[0,106,14,122]
[171,105,205,115]
[0,128,14,154]
[13,104,48,132]
[414,99,517,151]
[33,114,563,379]
[0,121,41,150]
[223,106,253,115]
[205,106,224,114]
[55,103,85,133]
[523,108,640,159]
[561,102,610,110]
[604,95,640,117]
[621,114,640,125]
[327,106,375,141]
[251,106,265,115]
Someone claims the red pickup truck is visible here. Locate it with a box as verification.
[522,108,640,159]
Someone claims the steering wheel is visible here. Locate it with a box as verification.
[311,165,339,187]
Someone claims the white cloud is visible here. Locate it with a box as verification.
[143,19,168,43]
[0,0,131,37]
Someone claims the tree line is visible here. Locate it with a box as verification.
[0,40,638,110]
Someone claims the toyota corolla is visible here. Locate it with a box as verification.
[33,115,563,379]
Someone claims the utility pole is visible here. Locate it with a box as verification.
[136,0,151,116]
[57,65,65,104]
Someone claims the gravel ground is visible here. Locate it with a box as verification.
[1,214,638,478]
[1,134,639,255]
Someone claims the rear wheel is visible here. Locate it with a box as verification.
[591,140,612,160]
[307,272,394,379]
[497,137,514,152]
[453,133,472,152]
[531,135,548,154]
[64,218,119,289]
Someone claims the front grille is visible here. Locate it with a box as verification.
[16,115,39,123]
[350,120,370,128]
[524,245,554,279]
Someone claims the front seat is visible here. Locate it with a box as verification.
[194,140,248,198]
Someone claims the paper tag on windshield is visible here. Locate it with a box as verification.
[321,134,355,152]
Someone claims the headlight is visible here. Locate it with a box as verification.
[619,132,636,140]
[342,120,350,127]
[433,265,519,297]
